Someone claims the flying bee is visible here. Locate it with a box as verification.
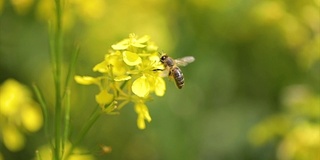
[159,54,195,89]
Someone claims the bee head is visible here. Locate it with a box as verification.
[160,55,168,63]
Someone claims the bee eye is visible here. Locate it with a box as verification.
[160,55,167,61]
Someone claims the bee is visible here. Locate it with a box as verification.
[159,54,195,89]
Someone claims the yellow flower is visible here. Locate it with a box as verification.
[2,125,25,152]
[0,79,43,151]
[132,74,166,98]
[123,51,142,66]
[153,76,166,96]
[74,76,100,85]
[95,90,114,107]
[135,103,152,130]
[132,75,150,98]
[111,33,150,50]
[21,103,43,132]
[93,51,129,79]
[75,34,166,129]
[249,86,320,160]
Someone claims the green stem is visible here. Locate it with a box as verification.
[63,107,102,160]
[62,45,80,99]
[76,107,102,147]
[32,84,52,147]
[62,89,71,156]
[53,0,63,159]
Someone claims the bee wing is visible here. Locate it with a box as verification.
[159,69,170,77]
[175,56,195,67]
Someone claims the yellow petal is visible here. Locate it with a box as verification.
[114,75,131,81]
[111,39,129,50]
[143,109,152,123]
[132,75,150,97]
[122,51,142,66]
[146,42,158,52]
[95,90,114,106]
[136,35,150,43]
[21,104,43,132]
[3,125,25,152]
[148,54,160,62]
[0,79,24,116]
[93,60,108,73]
[74,76,98,85]
[155,77,166,97]
[134,103,152,129]
[131,43,146,48]
[130,34,149,48]
[105,53,127,76]
[135,103,151,122]
[137,114,146,129]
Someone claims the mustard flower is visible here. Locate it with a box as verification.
[248,85,320,160]
[0,79,43,152]
[75,33,166,129]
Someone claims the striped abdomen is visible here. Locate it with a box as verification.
[171,67,184,89]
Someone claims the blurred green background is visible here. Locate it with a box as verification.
[0,0,319,160]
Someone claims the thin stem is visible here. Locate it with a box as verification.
[63,106,102,160]
[62,89,71,156]
[32,84,52,148]
[62,45,80,99]
[53,0,63,159]
[75,107,102,147]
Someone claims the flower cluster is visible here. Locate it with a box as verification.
[75,33,166,129]
[0,79,43,152]
[248,85,320,160]
[1,0,107,31]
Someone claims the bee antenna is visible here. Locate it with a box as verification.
[158,50,165,56]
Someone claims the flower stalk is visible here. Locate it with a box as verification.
[63,106,102,160]
[52,0,63,159]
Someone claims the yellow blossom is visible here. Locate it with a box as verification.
[111,34,150,50]
[95,90,114,107]
[2,125,25,152]
[0,79,43,151]
[74,76,100,85]
[249,86,320,160]
[123,51,142,66]
[21,103,43,132]
[114,75,131,81]
[132,75,150,98]
[154,76,166,96]
[135,103,152,130]
[75,34,166,129]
